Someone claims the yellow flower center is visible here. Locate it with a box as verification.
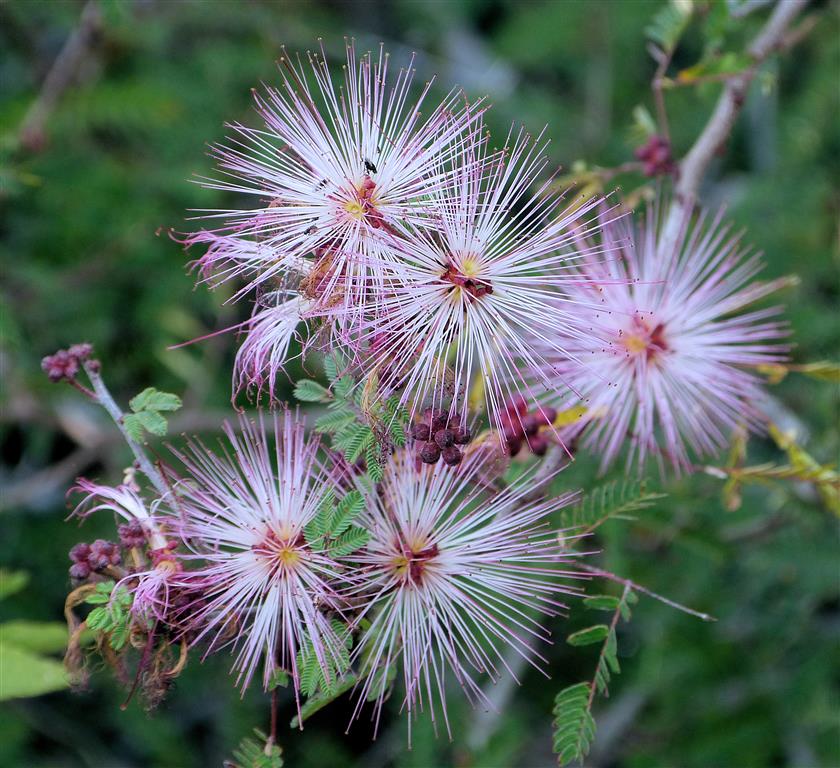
[342,199,367,220]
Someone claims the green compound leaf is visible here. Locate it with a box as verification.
[314,409,356,435]
[552,682,596,766]
[332,375,354,401]
[334,423,374,464]
[129,387,182,413]
[229,728,283,768]
[646,0,692,52]
[329,526,370,558]
[560,479,665,533]
[331,491,364,537]
[366,441,384,482]
[293,379,332,403]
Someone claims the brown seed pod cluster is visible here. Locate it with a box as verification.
[499,396,557,457]
[411,408,472,467]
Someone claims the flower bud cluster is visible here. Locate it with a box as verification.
[635,135,675,177]
[411,409,472,467]
[68,539,122,581]
[499,396,557,457]
[41,343,94,382]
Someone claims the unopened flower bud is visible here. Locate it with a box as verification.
[434,428,454,448]
[118,520,146,549]
[41,350,78,382]
[420,442,441,464]
[507,437,522,457]
[527,434,548,456]
[69,562,91,580]
[87,539,121,571]
[67,343,93,361]
[522,413,539,436]
[69,542,91,563]
[431,411,447,432]
[441,445,462,466]
[453,426,471,445]
[505,395,528,416]
[411,422,430,441]
[535,406,557,425]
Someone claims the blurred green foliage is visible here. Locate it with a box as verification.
[1,1,838,766]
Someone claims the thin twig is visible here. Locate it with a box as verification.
[19,1,102,151]
[580,564,716,622]
[658,0,810,258]
[588,583,631,709]
[650,44,674,142]
[82,361,169,497]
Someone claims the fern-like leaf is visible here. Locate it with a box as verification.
[561,480,665,533]
[227,728,283,768]
[331,490,364,537]
[314,409,356,435]
[552,683,596,766]
[329,526,370,557]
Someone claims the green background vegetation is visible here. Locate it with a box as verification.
[1,1,838,766]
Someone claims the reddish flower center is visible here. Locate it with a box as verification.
[392,541,440,586]
[622,316,669,361]
[441,262,493,299]
[253,529,306,572]
[341,176,390,231]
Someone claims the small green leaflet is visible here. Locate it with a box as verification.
[227,728,283,768]
[123,386,182,441]
[303,490,369,558]
[84,581,133,650]
[293,379,332,403]
[552,683,596,766]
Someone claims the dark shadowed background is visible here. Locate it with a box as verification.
[1,1,838,766]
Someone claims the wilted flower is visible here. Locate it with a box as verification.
[350,122,612,434]
[168,412,350,697]
[71,480,179,621]
[348,451,580,741]
[538,203,790,472]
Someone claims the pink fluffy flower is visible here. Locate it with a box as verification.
[72,480,180,621]
[348,451,581,741]
[188,42,484,396]
[168,412,350,697]
[349,123,613,434]
[538,203,790,472]
[190,41,483,306]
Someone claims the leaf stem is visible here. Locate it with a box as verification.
[581,564,716,622]
[82,361,168,498]
[588,583,630,709]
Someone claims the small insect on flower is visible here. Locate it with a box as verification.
[188,40,485,312]
[347,451,582,743]
[538,201,790,472]
[71,480,180,621]
[352,120,614,437]
[168,411,352,701]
